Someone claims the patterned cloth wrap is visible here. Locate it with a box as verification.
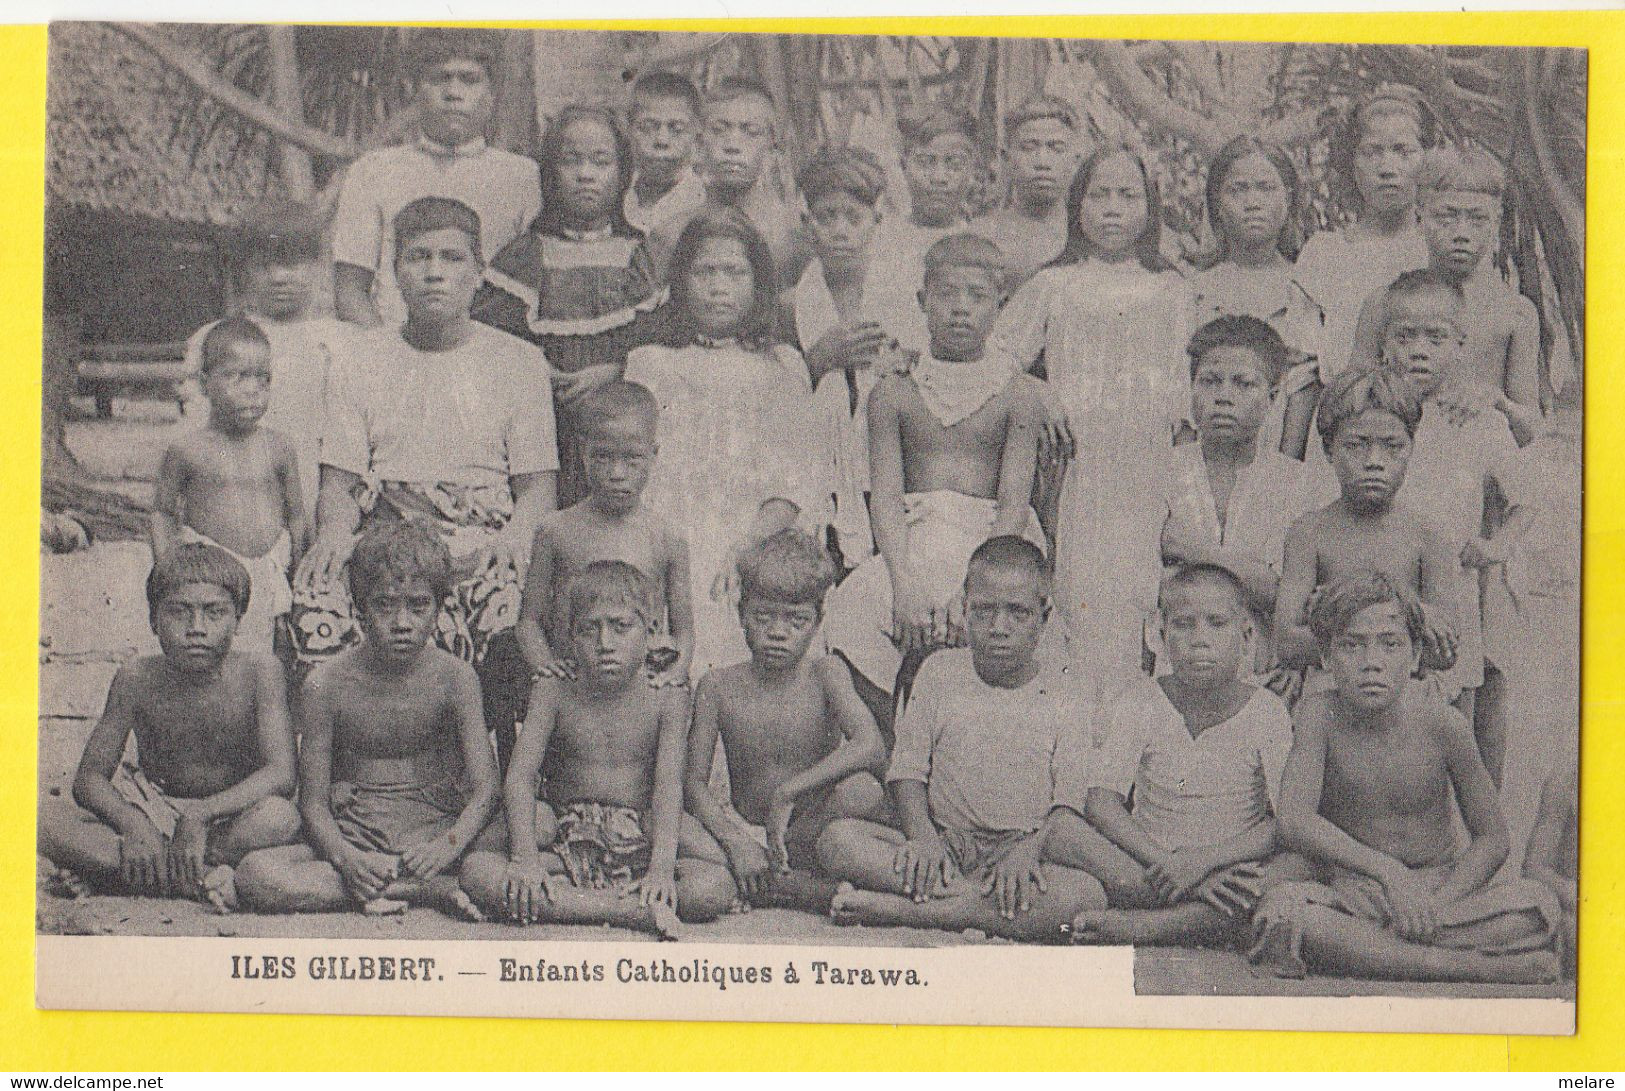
[939,825,1035,880]
[292,479,520,667]
[114,760,232,849]
[554,801,652,885]
[330,777,466,857]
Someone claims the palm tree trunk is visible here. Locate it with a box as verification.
[267,26,315,201]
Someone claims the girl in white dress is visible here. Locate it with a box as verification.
[992,143,1191,697]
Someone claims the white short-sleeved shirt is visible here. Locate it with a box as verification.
[1094,677,1292,853]
[320,323,557,489]
[887,647,1094,835]
[331,137,541,326]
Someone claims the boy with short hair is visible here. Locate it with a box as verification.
[235,523,500,917]
[1249,572,1559,984]
[39,544,300,911]
[153,317,306,658]
[461,562,736,936]
[1350,145,1542,416]
[1066,563,1311,946]
[624,70,708,239]
[684,530,888,912]
[1274,368,1459,697]
[970,95,1082,287]
[896,105,980,236]
[515,380,694,691]
[817,537,1106,942]
[332,28,540,327]
[822,233,1042,702]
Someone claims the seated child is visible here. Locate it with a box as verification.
[817,537,1105,942]
[515,381,693,696]
[461,562,736,936]
[154,317,306,658]
[1523,760,1578,978]
[1274,368,1458,701]
[684,530,889,912]
[822,233,1043,703]
[1067,563,1312,947]
[39,544,300,910]
[1249,572,1559,984]
[234,523,500,917]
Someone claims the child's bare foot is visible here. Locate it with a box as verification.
[201,865,238,914]
[649,901,683,940]
[1069,910,1144,946]
[447,886,485,923]
[363,897,409,915]
[830,882,883,926]
[1492,948,1561,985]
[1245,917,1307,978]
[43,864,91,900]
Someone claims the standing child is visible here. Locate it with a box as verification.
[153,318,306,658]
[969,95,1082,287]
[685,530,888,912]
[888,105,980,255]
[515,380,693,695]
[331,28,540,328]
[235,524,501,918]
[991,144,1190,698]
[1189,137,1325,462]
[39,545,300,911]
[623,71,708,240]
[461,562,736,936]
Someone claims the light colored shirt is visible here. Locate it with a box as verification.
[1294,225,1429,380]
[624,166,707,239]
[887,647,1093,835]
[1094,677,1292,853]
[331,136,541,326]
[321,323,557,489]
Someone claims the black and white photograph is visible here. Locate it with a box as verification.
[35,22,1583,1027]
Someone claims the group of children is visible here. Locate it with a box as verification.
[40,29,1578,986]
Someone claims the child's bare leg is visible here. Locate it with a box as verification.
[828,772,886,821]
[459,850,514,919]
[1287,903,1557,984]
[1042,809,1160,908]
[38,797,122,887]
[377,874,484,921]
[208,796,302,865]
[1071,903,1233,946]
[234,844,351,913]
[831,865,1105,944]
[1474,666,1508,786]
[674,857,736,924]
[815,818,910,894]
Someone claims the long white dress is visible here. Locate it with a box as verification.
[991,260,1192,696]
[625,339,834,675]
[1294,223,1429,380]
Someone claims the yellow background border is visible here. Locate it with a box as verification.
[2,11,1617,1070]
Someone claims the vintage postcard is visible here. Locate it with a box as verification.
[35,22,1581,1034]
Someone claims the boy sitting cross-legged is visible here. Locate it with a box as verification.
[461,561,736,937]
[1068,563,1314,947]
[234,523,500,918]
[683,530,889,912]
[817,537,1105,943]
[39,544,300,911]
[1248,572,1560,984]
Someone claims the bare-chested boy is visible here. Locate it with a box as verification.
[39,544,300,911]
[1274,368,1459,699]
[462,562,735,936]
[969,96,1082,288]
[515,381,693,693]
[1248,572,1559,984]
[822,233,1043,704]
[817,537,1105,942]
[234,523,499,917]
[1350,145,1543,419]
[684,530,888,912]
[1523,760,1578,977]
[153,317,307,658]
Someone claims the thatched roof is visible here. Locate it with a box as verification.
[46,22,282,227]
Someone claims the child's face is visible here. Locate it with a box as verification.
[203,342,272,433]
[1191,346,1272,444]
[556,116,623,225]
[701,94,774,195]
[1160,579,1249,689]
[963,563,1046,675]
[1217,152,1289,256]
[152,581,240,673]
[243,257,316,321]
[416,59,494,147]
[903,132,977,227]
[1324,601,1419,714]
[1421,189,1500,278]
[739,593,821,672]
[805,190,880,275]
[920,263,1002,361]
[1005,118,1078,210]
[1078,152,1149,258]
[570,600,651,686]
[1327,407,1413,510]
[396,227,481,325]
[1381,288,1464,397]
[631,95,697,183]
[581,416,656,511]
[357,576,440,663]
[685,236,755,339]
[1353,112,1424,215]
